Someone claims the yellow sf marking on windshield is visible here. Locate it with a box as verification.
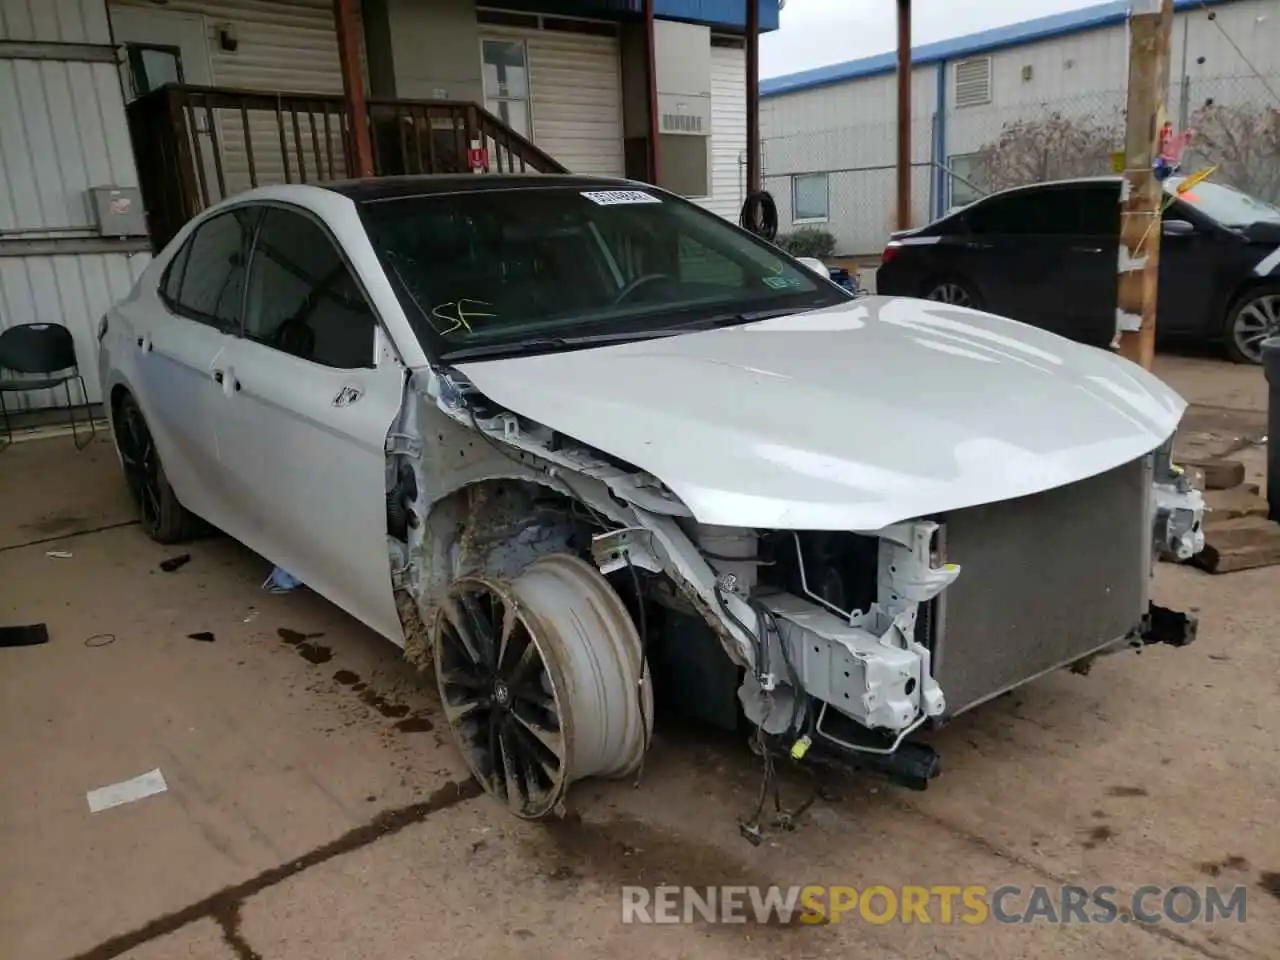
[432,299,497,336]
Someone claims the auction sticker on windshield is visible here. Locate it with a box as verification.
[582,190,662,206]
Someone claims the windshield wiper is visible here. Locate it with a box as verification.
[440,328,684,362]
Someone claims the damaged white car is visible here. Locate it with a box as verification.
[99,175,1205,822]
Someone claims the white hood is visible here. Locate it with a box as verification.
[455,296,1187,530]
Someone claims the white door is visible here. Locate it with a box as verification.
[482,26,623,176]
[131,209,253,532]
[212,204,405,642]
[111,7,226,203]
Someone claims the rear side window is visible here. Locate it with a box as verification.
[966,185,1120,236]
[243,208,376,369]
[165,208,257,330]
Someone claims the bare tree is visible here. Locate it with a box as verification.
[974,112,1123,193]
[1187,102,1280,204]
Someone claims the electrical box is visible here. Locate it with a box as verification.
[88,186,148,237]
[653,19,711,137]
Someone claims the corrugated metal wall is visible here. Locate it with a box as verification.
[697,42,746,221]
[482,24,625,178]
[109,0,358,197]
[0,0,151,411]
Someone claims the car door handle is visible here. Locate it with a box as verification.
[213,370,241,392]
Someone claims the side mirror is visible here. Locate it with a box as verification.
[1162,219,1195,237]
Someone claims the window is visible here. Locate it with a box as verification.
[357,186,846,358]
[964,185,1121,236]
[1164,176,1280,227]
[954,57,993,108]
[678,235,745,288]
[947,153,984,209]
[792,173,829,222]
[123,43,183,102]
[166,209,256,330]
[244,209,377,369]
[481,39,531,138]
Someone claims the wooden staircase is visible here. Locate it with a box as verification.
[126,84,569,251]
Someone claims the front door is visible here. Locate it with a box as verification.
[112,6,226,203]
[212,205,406,641]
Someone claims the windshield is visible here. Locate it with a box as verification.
[1165,177,1280,227]
[356,184,846,357]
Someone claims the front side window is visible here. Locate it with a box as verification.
[165,208,256,330]
[244,208,376,369]
[792,173,829,222]
[358,185,846,358]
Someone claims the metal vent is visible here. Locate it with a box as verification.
[661,112,704,134]
[954,57,993,108]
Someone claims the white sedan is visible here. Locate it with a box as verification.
[99,175,1205,820]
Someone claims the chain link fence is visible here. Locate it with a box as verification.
[762,71,1279,258]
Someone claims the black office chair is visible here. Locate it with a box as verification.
[0,323,97,450]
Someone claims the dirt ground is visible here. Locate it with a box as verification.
[2,354,1278,960]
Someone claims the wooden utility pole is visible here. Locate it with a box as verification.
[895,0,912,230]
[334,0,373,178]
[1115,0,1175,369]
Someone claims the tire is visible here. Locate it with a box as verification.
[114,393,202,544]
[1223,283,1280,365]
[922,277,981,310]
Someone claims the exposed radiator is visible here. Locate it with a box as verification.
[930,455,1153,718]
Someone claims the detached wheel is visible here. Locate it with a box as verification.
[114,394,201,543]
[924,277,980,309]
[432,553,652,819]
[1224,284,1280,365]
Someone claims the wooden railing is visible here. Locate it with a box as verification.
[126,84,570,250]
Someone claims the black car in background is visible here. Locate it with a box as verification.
[876,176,1280,363]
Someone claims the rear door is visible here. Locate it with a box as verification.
[212,204,406,642]
[1057,182,1121,348]
[133,208,256,530]
[959,187,1095,336]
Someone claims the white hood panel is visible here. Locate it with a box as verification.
[456,296,1187,530]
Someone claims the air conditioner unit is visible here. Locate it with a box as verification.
[653,20,711,137]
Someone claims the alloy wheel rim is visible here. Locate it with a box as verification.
[432,554,650,819]
[1233,294,1280,363]
[928,282,972,307]
[120,406,162,529]
[434,576,569,818]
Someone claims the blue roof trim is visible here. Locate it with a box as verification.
[654,0,779,32]
[761,0,1233,96]
[498,0,779,32]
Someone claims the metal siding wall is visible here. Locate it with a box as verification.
[0,252,149,409]
[943,24,1130,158]
[0,60,138,232]
[695,43,745,221]
[109,0,360,197]
[0,0,112,42]
[761,67,937,255]
[484,25,624,178]
[0,0,146,411]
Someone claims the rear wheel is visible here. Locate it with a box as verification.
[1224,284,1280,365]
[114,394,201,543]
[923,277,980,309]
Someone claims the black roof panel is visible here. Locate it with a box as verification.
[323,173,642,203]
